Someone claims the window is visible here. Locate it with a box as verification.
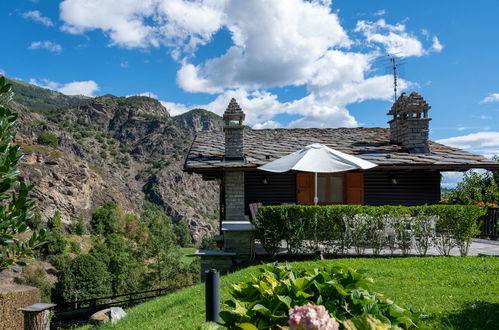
[317,174,344,204]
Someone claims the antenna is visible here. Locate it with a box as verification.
[387,54,399,102]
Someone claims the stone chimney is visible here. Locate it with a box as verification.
[223,98,245,159]
[388,92,431,153]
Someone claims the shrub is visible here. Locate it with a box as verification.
[91,202,122,235]
[254,205,486,257]
[22,266,53,302]
[220,263,424,329]
[37,131,58,147]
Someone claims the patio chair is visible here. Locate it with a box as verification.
[249,202,263,221]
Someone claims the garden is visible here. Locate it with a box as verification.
[89,257,499,329]
[254,204,488,257]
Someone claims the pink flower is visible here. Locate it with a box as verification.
[288,304,339,330]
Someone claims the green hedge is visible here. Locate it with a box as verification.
[254,205,486,257]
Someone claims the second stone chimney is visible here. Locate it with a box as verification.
[388,92,431,153]
[223,98,245,160]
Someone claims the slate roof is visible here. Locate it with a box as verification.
[184,128,499,172]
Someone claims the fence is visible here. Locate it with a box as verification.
[480,207,499,238]
[53,285,191,321]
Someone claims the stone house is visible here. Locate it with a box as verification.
[184,92,499,272]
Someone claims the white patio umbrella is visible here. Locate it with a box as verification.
[258,143,378,205]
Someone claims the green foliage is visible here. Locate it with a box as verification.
[7,77,86,114]
[56,254,112,301]
[22,265,54,302]
[199,233,217,250]
[69,240,81,254]
[69,217,87,235]
[0,77,47,272]
[254,205,487,257]
[37,131,58,147]
[140,202,176,287]
[447,168,499,204]
[220,263,425,329]
[41,211,67,256]
[173,220,193,247]
[89,234,145,295]
[91,202,122,235]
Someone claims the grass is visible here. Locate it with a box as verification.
[179,247,197,264]
[84,257,499,329]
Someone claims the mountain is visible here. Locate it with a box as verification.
[7,77,224,242]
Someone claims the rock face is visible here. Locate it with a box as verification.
[10,80,224,243]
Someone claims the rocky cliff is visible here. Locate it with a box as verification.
[8,78,224,243]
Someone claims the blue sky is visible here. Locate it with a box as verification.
[1,0,498,185]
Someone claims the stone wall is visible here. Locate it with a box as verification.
[398,118,430,153]
[0,285,41,330]
[225,126,244,159]
[225,171,245,220]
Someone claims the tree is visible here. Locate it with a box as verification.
[173,220,193,247]
[0,77,46,272]
[56,254,112,301]
[140,202,176,287]
[91,201,122,235]
[41,211,67,256]
[447,166,499,205]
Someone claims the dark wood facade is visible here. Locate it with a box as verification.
[243,169,441,216]
[364,170,441,206]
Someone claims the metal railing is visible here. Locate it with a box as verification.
[480,207,499,238]
[53,284,191,321]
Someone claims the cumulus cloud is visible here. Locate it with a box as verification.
[480,93,499,103]
[30,78,99,96]
[58,0,441,128]
[355,19,442,56]
[437,131,499,158]
[21,10,54,26]
[28,41,62,53]
[59,0,226,50]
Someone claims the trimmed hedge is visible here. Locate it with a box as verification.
[254,205,486,257]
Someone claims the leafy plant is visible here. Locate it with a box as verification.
[0,77,46,272]
[220,263,425,329]
[254,205,485,257]
[37,131,58,147]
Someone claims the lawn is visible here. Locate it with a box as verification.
[89,257,499,329]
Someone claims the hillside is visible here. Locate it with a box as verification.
[7,77,224,242]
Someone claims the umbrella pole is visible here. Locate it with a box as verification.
[313,172,318,250]
[314,172,318,206]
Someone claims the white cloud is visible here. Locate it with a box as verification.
[441,172,464,189]
[437,131,499,158]
[120,61,129,68]
[374,9,385,16]
[59,0,226,50]
[480,93,499,104]
[21,10,54,26]
[431,36,443,52]
[28,41,62,53]
[58,0,440,129]
[355,19,442,57]
[128,91,158,99]
[29,78,99,96]
[0,69,5,76]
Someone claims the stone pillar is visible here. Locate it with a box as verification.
[19,303,55,330]
[224,171,245,221]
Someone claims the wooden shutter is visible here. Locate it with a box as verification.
[296,173,314,205]
[346,173,364,205]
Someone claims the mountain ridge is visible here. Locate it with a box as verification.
[6,76,223,242]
